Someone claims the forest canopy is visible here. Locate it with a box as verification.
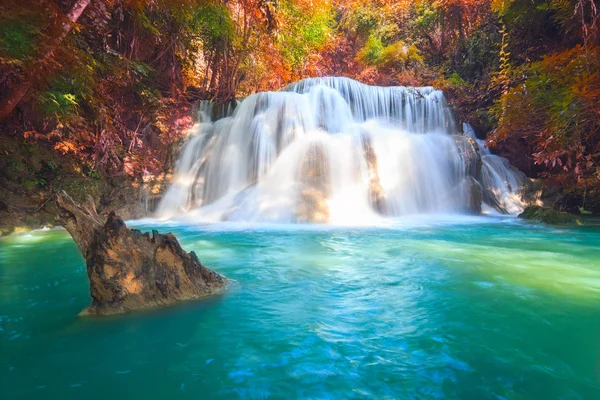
[0,0,599,189]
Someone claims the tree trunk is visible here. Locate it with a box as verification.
[55,191,227,315]
[0,0,92,121]
[0,82,32,121]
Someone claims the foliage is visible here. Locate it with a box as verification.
[357,35,384,65]
[491,45,600,184]
[0,18,40,61]
[0,0,598,193]
[380,42,424,68]
[189,3,235,46]
[358,36,423,69]
[277,0,335,71]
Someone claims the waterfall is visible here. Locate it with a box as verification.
[463,123,526,214]
[157,77,526,223]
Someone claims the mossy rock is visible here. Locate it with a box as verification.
[518,206,582,225]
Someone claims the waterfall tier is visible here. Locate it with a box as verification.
[157,77,526,224]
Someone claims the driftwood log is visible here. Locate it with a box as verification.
[55,191,226,315]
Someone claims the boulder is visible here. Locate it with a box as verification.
[518,205,581,225]
[361,132,387,214]
[56,191,226,315]
[296,142,330,223]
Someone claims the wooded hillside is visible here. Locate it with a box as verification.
[1,0,598,207]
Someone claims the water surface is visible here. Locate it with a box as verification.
[1,217,599,399]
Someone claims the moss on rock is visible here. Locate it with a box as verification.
[518,205,581,225]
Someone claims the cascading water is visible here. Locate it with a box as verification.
[463,123,526,214]
[157,77,526,224]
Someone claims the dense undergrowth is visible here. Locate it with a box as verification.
[0,0,599,226]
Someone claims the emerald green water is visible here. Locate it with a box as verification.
[1,217,599,399]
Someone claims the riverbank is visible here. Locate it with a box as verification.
[0,133,170,236]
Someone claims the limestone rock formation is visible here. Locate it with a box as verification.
[453,135,483,214]
[296,142,330,223]
[455,135,483,183]
[361,132,387,214]
[56,191,226,315]
[465,176,483,215]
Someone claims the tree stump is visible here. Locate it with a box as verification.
[56,191,227,315]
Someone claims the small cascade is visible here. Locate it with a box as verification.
[463,123,526,214]
[285,77,456,134]
[157,77,526,223]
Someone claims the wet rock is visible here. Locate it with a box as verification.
[297,187,329,223]
[481,187,509,214]
[518,205,581,225]
[190,133,218,207]
[361,132,387,214]
[296,143,330,223]
[12,226,30,234]
[451,135,484,214]
[454,135,483,182]
[464,177,482,215]
[56,191,226,315]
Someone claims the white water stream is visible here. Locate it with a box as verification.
[157,77,525,224]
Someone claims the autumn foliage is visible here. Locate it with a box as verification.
[490,45,600,186]
[0,0,599,192]
[489,0,600,187]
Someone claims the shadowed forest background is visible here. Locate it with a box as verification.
[1,0,599,231]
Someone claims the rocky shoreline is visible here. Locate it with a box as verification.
[0,133,170,236]
[0,174,166,236]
